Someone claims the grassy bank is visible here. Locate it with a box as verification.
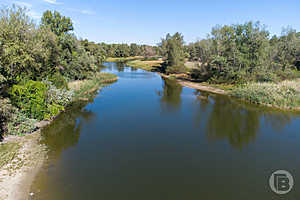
[127,59,163,71]
[0,72,118,138]
[105,56,143,62]
[230,80,300,110]
[69,72,118,101]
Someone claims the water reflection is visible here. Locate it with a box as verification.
[192,92,296,149]
[205,96,260,149]
[158,77,183,112]
[41,102,95,159]
[116,62,125,72]
[31,62,300,200]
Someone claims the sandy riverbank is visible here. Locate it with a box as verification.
[158,73,227,95]
[0,123,48,200]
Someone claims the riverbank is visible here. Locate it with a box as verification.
[107,57,300,111]
[0,129,47,200]
[106,56,143,63]
[0,72,118,200]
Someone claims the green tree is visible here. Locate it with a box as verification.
[161,32,185,73]
[130,43,140,56]
[41,10,73,36]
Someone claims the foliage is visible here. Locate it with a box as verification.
[0,98,37,136]
[0,5,118,136]
[187,22,300,83]
[0,6,36,83]
[7,110,37,135]
[160,32,186,73]
[101,43,158,58]
[127,59,163,71]
[44,80,74,106]
[41,10,73,36]
[9,80,65,120]
[71,72,118,100]
[231,80,300,108]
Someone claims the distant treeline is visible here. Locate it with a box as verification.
[160,22,300,83]
[103,22,300,84]
[97,43,160,58]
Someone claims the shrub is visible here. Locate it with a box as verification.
[7,110,37,136]
[47,72,68,89]
[0,98,37,136]
[44,80,74,106]
[9,80,65,120]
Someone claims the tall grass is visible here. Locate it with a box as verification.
[69,72,118,100]
[230,80,300,109]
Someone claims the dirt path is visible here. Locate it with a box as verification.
[0,129,47,200]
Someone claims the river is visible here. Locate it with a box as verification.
[30,62,300,199]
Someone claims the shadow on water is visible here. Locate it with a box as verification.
[157,77,183,112]
[192,91,296,149]
[41,101,95,159]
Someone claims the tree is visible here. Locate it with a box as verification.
[161,32,185,73]
[130,43,140,56]
[41,10,73,36]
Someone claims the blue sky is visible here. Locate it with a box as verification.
[2,0,300,45]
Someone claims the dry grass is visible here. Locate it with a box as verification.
[69,72,118,101]
[231,79,300,109]
[127,59,163,71]
[105,56,143,62]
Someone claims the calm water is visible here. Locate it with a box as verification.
[31,62,300,200]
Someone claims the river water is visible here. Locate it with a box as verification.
[30,62,300,199]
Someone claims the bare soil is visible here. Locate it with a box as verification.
[0,128,48,200]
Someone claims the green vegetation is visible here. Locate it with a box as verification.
[0,142,20,168]
[156,22,300,109]
[106,56,143,62]
[101,43,159,58]
[70,72,118,100]
[231,80,300,109]
[185,22,300,83]
[160,32,186,74]
[0,6,116,138]
[127,60,163,71]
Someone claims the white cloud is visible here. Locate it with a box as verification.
[42,0,62,5]
[13,1,32,8]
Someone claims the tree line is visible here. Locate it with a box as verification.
[162,22,300,83]
[98,43,160,58]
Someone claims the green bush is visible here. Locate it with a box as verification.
[0,98,37,136]
[48,72,68,89]
[7,110,37,136]
[9,80,64,120]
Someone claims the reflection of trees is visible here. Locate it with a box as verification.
[263,113,293,133]
[203,95,297,149]
[159,77,183,112]
[130,67,138,72]
[192,90,210,128]
[205,96,261,149]
[116,62,125,72]
[41,102,95,159]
